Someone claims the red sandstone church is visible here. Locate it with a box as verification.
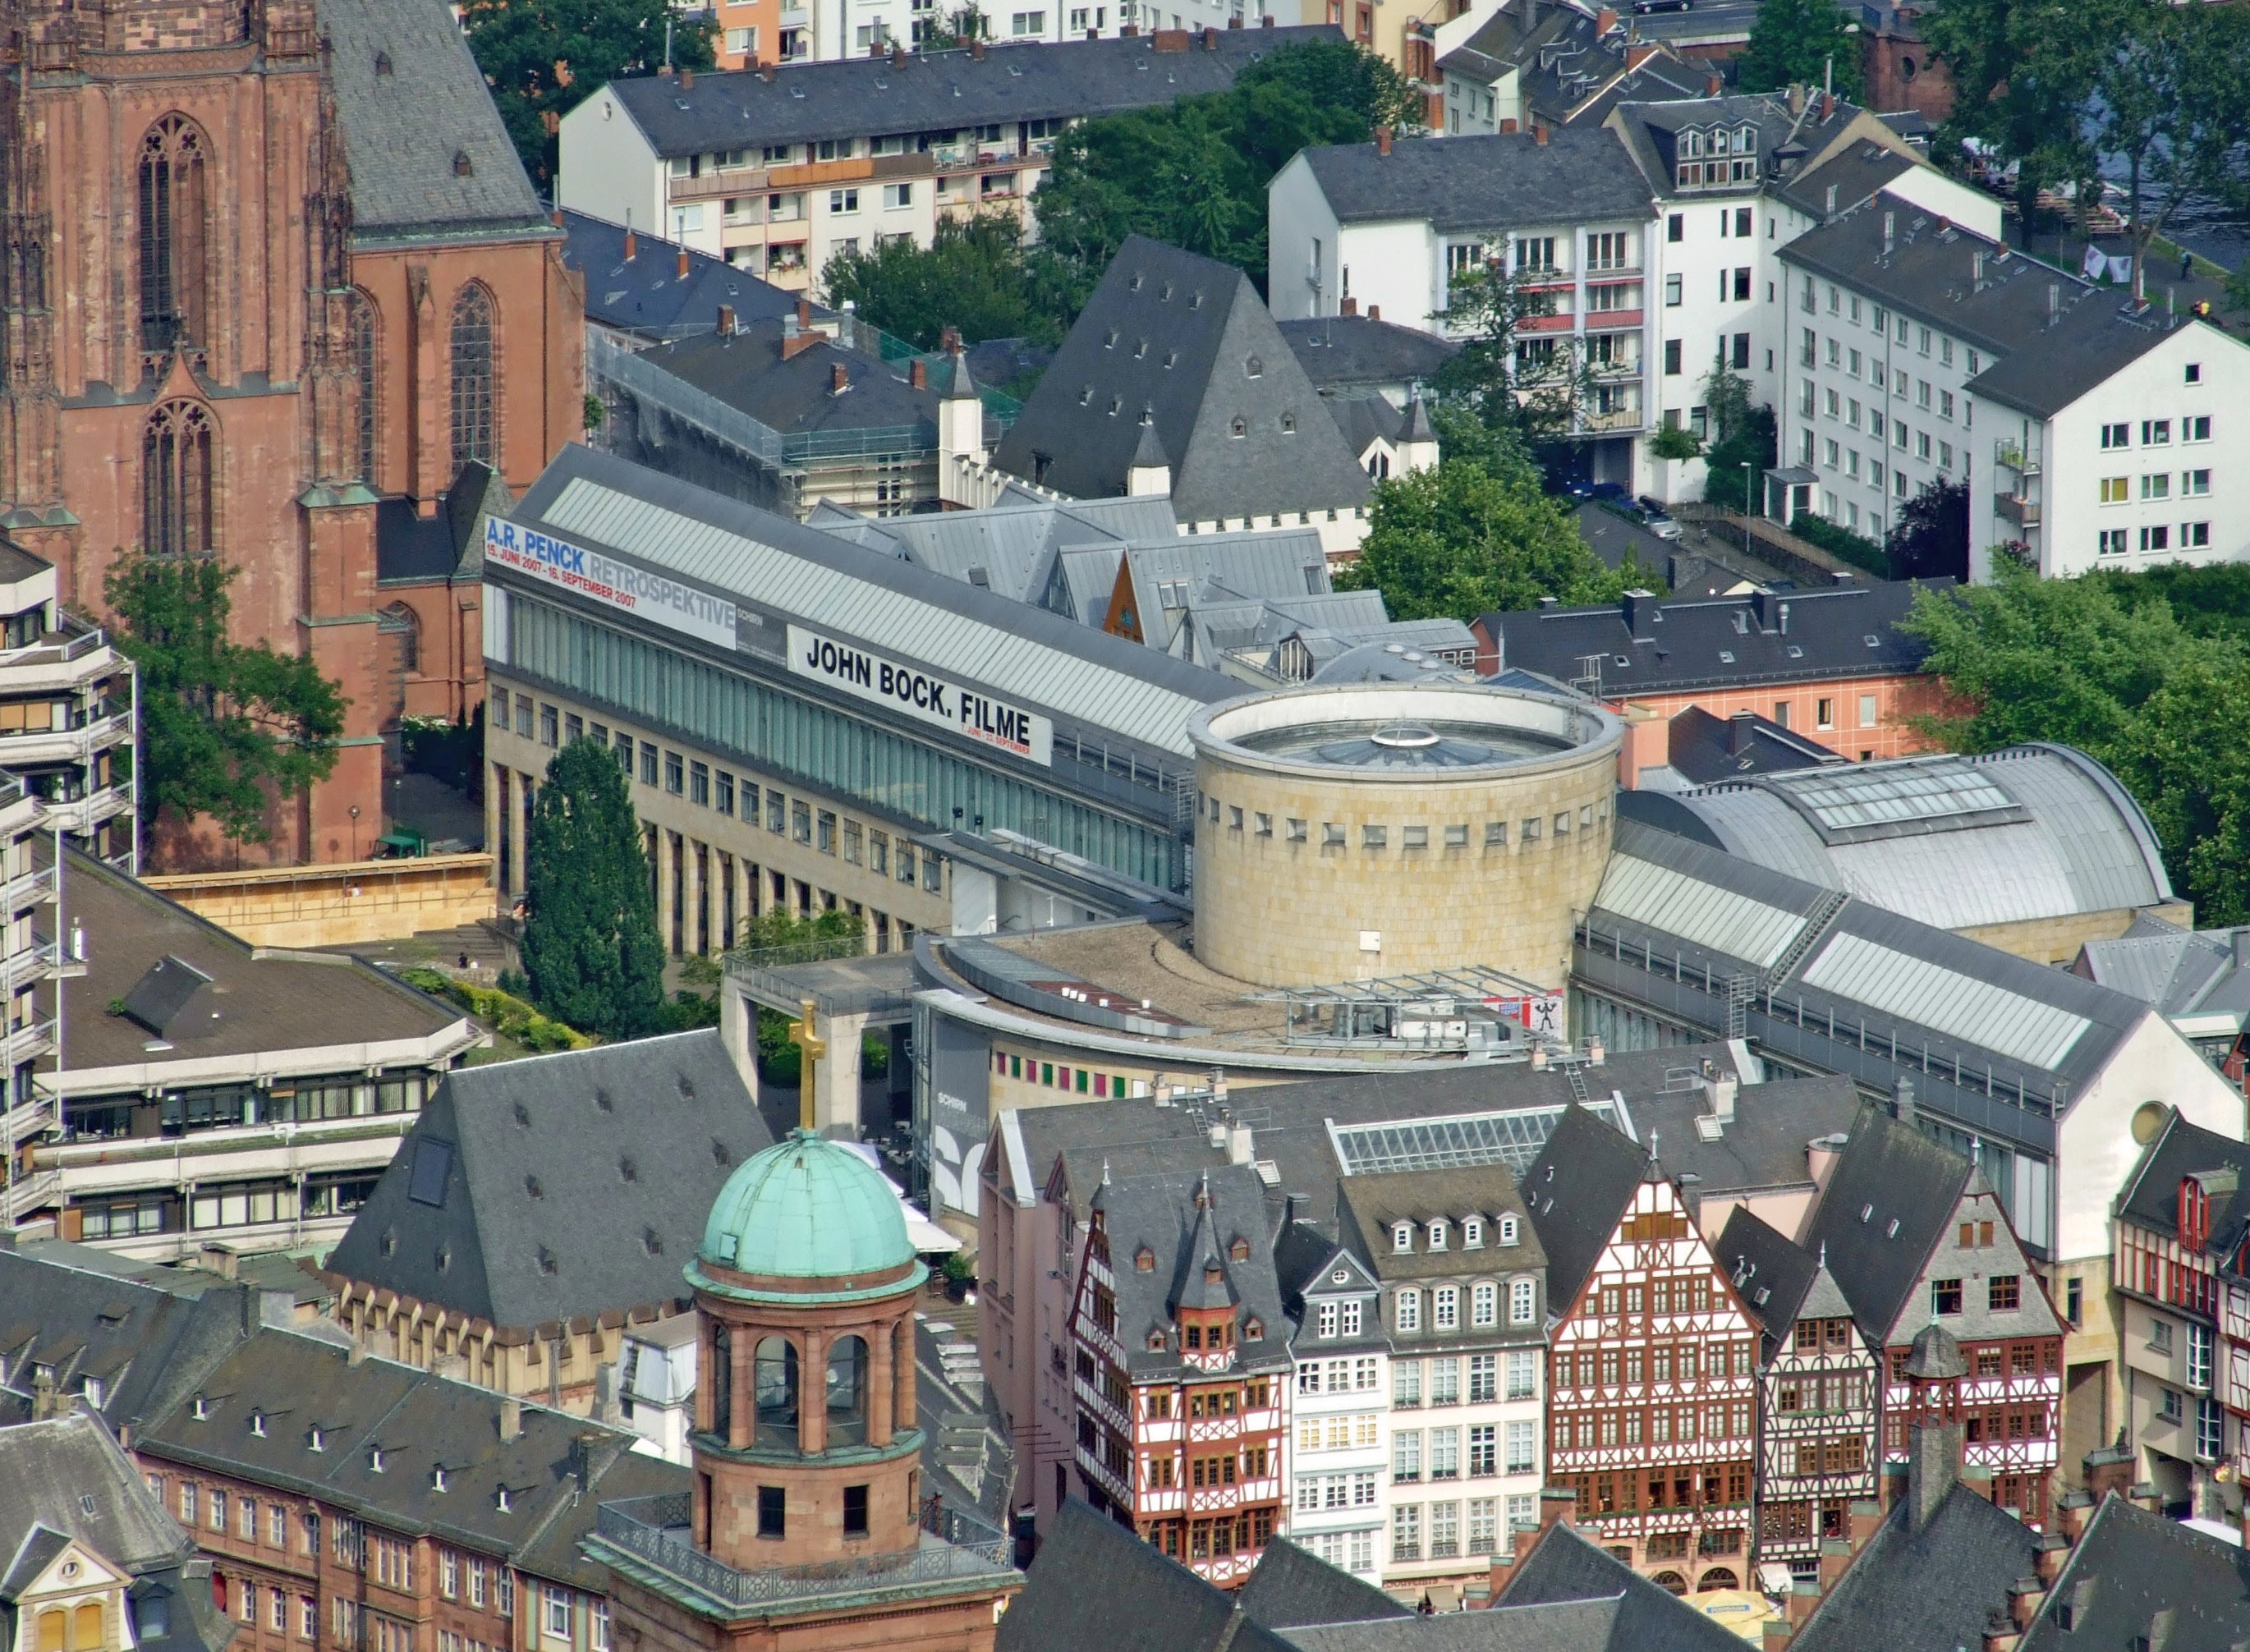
[0,0,584,865]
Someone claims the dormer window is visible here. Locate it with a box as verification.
[1229,1237,1251,1262]
[1428,1218,1448,1253]
[308,1427,325,1452]
[1738,126,1757,153]
[1499,1214,1520,1246]
[1148,1331,1166,1351]
[1135,1246,1155,1272]
[369,1447,386,1474]
[1462,1218,1484,1250]
[1243,1318,1262,1340]
[250,1411,266,1438]
[191,1395,209,1421]
[1393,1223,1412,1254]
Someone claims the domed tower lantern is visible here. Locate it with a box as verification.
[686,1121,928,1566]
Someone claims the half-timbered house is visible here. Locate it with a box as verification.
[1524,1105,1762,1592]
[1717,1208,1880,1576]
[1334,1165,1550,1591]
[1804,1100,2066,1526]
[1069,1164,1290,1586]
[2110,1106,2250,1523]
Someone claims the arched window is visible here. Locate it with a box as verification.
[709,1321,732,1437]
[448,283,494,471]
[348,291,379,488]
[138,116,208,352]
[825,1333,867,1448]
[754,1334,798,1448]
[72,1604,103,1650]
[142,401,214,556]
[378,602,420,675]
[36,1612,63,1652]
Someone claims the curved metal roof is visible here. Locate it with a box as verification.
[1624,745,2173,931]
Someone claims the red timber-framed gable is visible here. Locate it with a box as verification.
[1546,1174,1760,1592]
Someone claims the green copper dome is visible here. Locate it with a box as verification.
[688,1129,925,1303]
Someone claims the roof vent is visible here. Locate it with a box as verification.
[192,1394,209,1421]
[431,1466,448,1493]
[374,49,391,74]
[369,1446,386,1473]
[250,1411,266,1437]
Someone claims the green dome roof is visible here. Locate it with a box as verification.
[691,1130,921,1301]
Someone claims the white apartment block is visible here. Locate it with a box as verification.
[1287,1246,1390,1580]
[1776,194,2250,575]
[562,28,1335,290]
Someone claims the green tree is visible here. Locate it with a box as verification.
[1336,455,1641,622]
[1430,261,1603,455]
[1921,0,2110,223]
[1033,39,1416,287]
[1885,476,1969,581]
[105,553,347,850]
[820,217,1086,348]
[1900,567,2250,922]
[520,737,665,1041]
[1697,354,1775,510]
[462,0,714,182]
[916,4,989,47]
[1736,0,1864,100]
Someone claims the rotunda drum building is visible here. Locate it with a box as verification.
[1188,681,1622,990]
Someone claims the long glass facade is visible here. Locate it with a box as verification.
[504,594,1187,890]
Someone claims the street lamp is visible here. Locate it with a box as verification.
[349,804,360,860]
[1741,461,1755,518]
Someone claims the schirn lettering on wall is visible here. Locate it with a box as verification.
[483,518,738,649]
[786,624,1054,766]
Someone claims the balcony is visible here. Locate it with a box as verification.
[589,1497,1014,1612]
[1583,310,1645,333]
[1993,439,2041,476]
[0,699,132,769]
[1995,492,2041,527]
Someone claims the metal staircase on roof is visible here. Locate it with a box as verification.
[1765,886,1852,987]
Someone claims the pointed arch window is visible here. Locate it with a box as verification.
[139,116,209,353]
[448,283,495,471]
[142,402,214,556]
[378,602,420,674]
[348,291,379,488]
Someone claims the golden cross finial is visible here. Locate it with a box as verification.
[788,997,826,1133]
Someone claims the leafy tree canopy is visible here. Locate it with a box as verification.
[464,0,714,181]
[1885,476,1969,582]
[1736,0,1864,101]
[1033,39,1417,287]
[821,217,1086,349]
[1336,451,1646,623]
[1901,566,2250,924]
[105,553,346,848]
[520,737,666,1041]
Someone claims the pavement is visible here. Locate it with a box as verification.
[1575,500,1788,591]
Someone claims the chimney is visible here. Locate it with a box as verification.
[1340,296,1359,315]
[797,295,812,328]
[677,247,690,279]
[499,1397,523,1441]
[971,35,985,56]
[570,1434,599,1494]
[910,357,927,389]
[1595,5,1615,28]
[1367,304,1380,320]
[623,226,637,260]
[550,207,563,227]
[760,59,776,80]
[1972,249,1986,285]
[1820,89,1834,119]
[717,302,735,335]
[1982,1611,2022,1652]
[1622,587,1661,638]
[1728,709,1755,755]
[1499,117,1518,133]
[1203,24,1218,46]
[1907,1416,1961,1532]
[1778,599,1790,635]
[30,1365,59,1421]
[2048,282,2061,325]
[1227,1124,1255,1165]
[1534,122,1550,145]
[1807,1131,1848,1187]
[1375,124,1393,155]
[1263,11,1274,21]
[1883,210,1894,255]
[831,362,850,393]
[347,1338,368,1366]
[1706,71,1720,95]
[1893,1075,1915,1127]
[1788,81,1805,115]
[1087,26,1097,35]
[893,39,907,63]
[1825,183,1839,215]
[679,65,693,88]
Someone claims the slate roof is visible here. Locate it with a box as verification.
[376,463,509,584]
[1489,1519,1752,1650]
[1277,318,1458,396]
[1334,1165,1546,1286]
[991,236,1372,524]
[1522,1102,1652,1312]
[1780,197,2206,420]
[637,318,945,442]
[315,0,550,245]
[137,1330,680,1589]
[1440,2,1714,132]
[2018,1494,2250,1652]
[996,1497,1298,1652]
[607,28,1343,158]
[1651,704,1839,786]
[1477,580,1945,696]
[2078,921,2250,1033]
[1092,1164,1290,1382]
[560,209,803,342]
[1798,1102,1970,1341]
[1620,744,2179,933]
[1616,1073,1860,1205]
[1716,1205,1824,1336]
[1608,91,1873,205]
[323,1030,773,1332]
[2113,1109,2250,1256]
[1238,1538,1412,1630]
[56,849,475,1081]
[1294,128,1653,234]
[810,492,1181,609]
[1789,1480,2040,1652]
[1773,138,1921,222]
[0,1250,268,1433]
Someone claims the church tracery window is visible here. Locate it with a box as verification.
[142,401,214,556]
[448,282,495,470]
[138,115,209,354]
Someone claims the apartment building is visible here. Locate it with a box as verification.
[1526,1104,1763,1590]
[0,540,135,872]
[1716,1209,1880,1578]
[1334,1168,1548,1590]
[1434,0,1709,138]
[25,855,480,1255]
[1069,1165,1290,1585]
[1269,126,1657,486]
[560,29,1339,289]
[1776,194,2250,573]
[1277,1226,1389,1581]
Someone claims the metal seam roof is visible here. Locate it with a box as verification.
[531,473,1218,755]
[1797,929,2091,1070]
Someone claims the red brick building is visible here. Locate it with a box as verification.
[0,0,581,866]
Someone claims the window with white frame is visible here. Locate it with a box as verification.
[1506,1350,1536,1399]
[1462,1217,1483,1249]
[1505,1420,1536,1474]
[1498,1214,1519,1246]
[1341,1300,1363,1337]
[1472,1282,1499,1327]
[1434,1286,1460,1331]
[1508,1278,1536,1325]
[1428,1219,1448,1252]
[1318,1301,1340,1338]
[544,1588,572,1641]
[1395,1289,1421,1333]
[1393,1222,1413,1253]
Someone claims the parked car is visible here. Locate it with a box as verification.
[1632,0,1692,14]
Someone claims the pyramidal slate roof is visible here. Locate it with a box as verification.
[1789,1481,2040,1652]
[1490,1520,1751,1651]
[992,236,1372,525]
[1237,1538,1413,1630]
[1522,1103,1651,1312]
[996,1498,1298,1652]
[1091,1163,1289,1383]
[315,0,551,246]
[324,1031,774,1331]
